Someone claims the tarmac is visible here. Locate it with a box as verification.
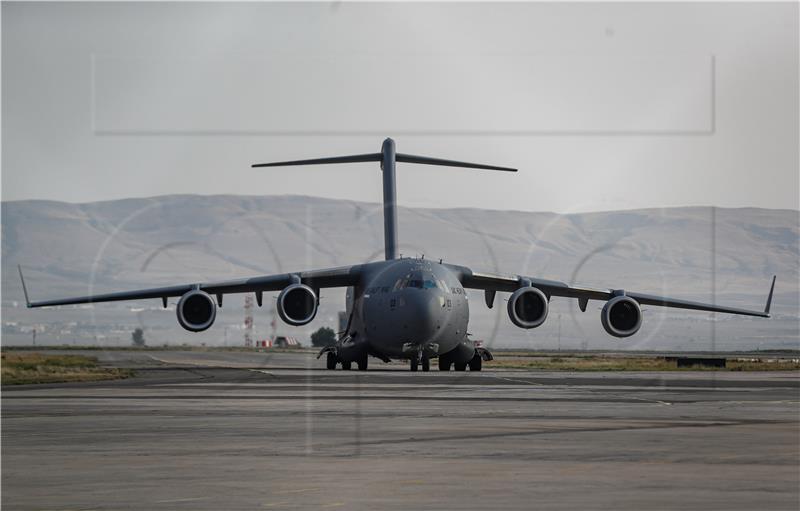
[3,350,799,510]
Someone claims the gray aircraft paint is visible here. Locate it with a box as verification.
[334,258,471,365]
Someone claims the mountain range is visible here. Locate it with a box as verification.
[2,195,797,351]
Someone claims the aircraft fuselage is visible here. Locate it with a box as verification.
[336,258,474,365]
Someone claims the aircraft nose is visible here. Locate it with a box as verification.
[407,291,445,339]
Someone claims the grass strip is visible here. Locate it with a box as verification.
[1,352,133,385]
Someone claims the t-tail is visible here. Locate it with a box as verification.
[252,138,517,261]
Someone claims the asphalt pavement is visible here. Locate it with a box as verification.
[3,350,798,510]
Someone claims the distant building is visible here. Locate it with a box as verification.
[256,336,301,348]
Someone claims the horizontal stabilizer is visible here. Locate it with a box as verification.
[252,146,516,172]
[396,153,517,172]
[252,153,381,168]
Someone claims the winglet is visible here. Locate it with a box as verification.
[18,265,31,308]
[764,275,776,316]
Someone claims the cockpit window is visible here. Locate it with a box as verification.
[392,272,449,291]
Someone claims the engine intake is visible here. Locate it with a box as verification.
[176,290,216,332]
[277,284,318,326]
[507,287,549,329]
[601,296,642,338]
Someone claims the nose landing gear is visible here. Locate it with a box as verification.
[410,352,430,371]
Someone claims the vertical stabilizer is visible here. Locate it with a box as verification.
[381,138,398,260]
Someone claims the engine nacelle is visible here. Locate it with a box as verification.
[176,290,216,332]
[601,296,642,338]
[507,287,549,329]
[277,284,318,326]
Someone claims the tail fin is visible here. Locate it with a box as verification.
[252,138,517,260]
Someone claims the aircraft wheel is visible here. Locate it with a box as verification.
[421,357,430,372]
[341,361,352,370]
[357,357,368,371]
[454,362,467,372]
[468,352,482,371]
[326,353,337,370]
[438,358,451,371]
[410,359,418,372]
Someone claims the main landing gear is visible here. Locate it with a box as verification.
[436,350,484,372]
[468,352,482,371]
[326,352,368,371]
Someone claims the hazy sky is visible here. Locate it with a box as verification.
[2,2,798,213]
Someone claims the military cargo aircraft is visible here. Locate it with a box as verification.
[19,138,775,371]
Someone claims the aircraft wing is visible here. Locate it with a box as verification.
[445,264,775,318]
[19,264,365,308]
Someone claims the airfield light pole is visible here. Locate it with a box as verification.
[244,295,254,348]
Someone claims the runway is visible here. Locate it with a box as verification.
[3,351,799,510]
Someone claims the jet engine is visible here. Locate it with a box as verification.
[601,296,642,338]
[176,290,217,332]
[277,284,318,326]
[507,287,549,329]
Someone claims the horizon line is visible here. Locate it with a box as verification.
[2,193,798,216]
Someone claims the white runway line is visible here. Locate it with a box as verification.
[479,374,544,386]
[154,497,209,503]
[153,382,543,390]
